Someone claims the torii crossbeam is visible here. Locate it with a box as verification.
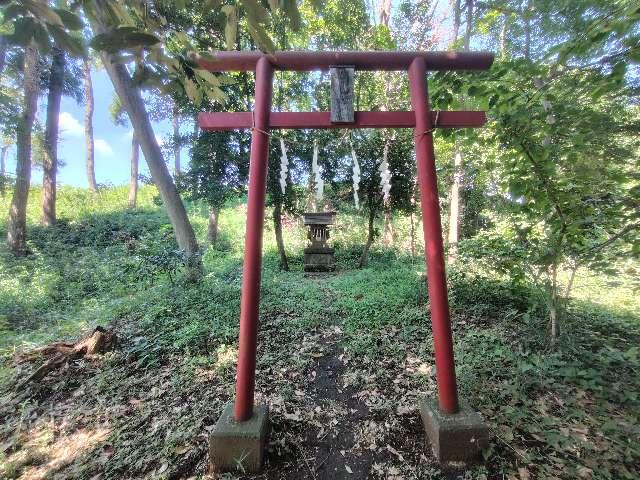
[199,50,494,472]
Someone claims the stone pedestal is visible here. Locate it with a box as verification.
[304,246,335,271]
[209,403,269,473]
[418,398,488,463]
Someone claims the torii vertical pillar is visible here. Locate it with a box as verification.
[409,57,488,463]
[208,57,273,474]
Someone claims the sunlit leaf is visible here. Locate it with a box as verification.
[246,22,275,53]
[194,69,220,87]
[49,25,85,57]
[24,0,64,27]
[240,0,269,24]
[90,28,160,53]
[53,8,84,31]
[183,77,201,105]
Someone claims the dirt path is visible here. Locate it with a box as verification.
[250,275,436,480]
[258,326,374,479]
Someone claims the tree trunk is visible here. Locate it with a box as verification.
[273,202,289,271]
[447,151,463,263]
[359,207,376,268]
[564,263,578,301]
[549,264,560,339]
[173,107,181,174]
[500,13,507,58]
[383,209,393,246]
[41,48,65,227]
[128,133,139,208]
[523,0,531,61]
[207,207,219,244]
[447,0,471,263]
[410,211,416,257]
[0,144,8,196]
[83,58,97,192]
[378,0,391,26]
[193,117,199,139]
[89,11,200,270]
[562,262,579,314]
[0,36,6,76]
[464,0,474,50]
[452,0,461,45]
[7,46,38,255]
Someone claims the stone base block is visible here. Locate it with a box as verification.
[304,252,336,271]
[209,403,269,473]
[418,398,488,463]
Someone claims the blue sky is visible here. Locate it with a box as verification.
[5,68,193,187]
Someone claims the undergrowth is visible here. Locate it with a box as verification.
[0,186,638,479]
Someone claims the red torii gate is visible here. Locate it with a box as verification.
[199,50,493,472]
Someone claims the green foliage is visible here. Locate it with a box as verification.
[1,0,85,56]
[178,130,250,210]
[84,0,301,106]
[0,186,638,479]
[90,27,160,53]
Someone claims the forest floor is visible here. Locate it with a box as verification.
[1,186,639,480]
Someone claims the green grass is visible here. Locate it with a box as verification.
[0,186,638,479]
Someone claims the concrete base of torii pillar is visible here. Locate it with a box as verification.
[208,403,270,473]
[418,398,489,463]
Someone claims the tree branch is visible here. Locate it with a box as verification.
[583,221,640,255]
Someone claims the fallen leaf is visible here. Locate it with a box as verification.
[396,404,414,415]
[518,467,530,480]
[175,445,191,455]
[284,411,302,421]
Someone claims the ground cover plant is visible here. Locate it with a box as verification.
[0,186,638,480]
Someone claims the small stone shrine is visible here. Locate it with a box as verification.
[303,212,336,271]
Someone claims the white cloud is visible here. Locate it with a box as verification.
[58,112,84,136]
[155,134,165,147]
[95,138,114,157]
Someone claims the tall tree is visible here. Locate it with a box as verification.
[83,57,97,191]
[456,0,640,337]
[109,95,141,208]
[7,45,38,255]
[3,0,84,252]
[451,0,461,42]
[85,3,201,268]
[179,129,250,245]
[523,0,531,61]
[86,0,300,267]
[446,0,474,263]
[378,0,392,25]
[41,47,65,226]
[378,0,395,247]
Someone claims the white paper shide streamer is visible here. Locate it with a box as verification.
[379,143,392,205]
[351,147,360,209]
[312,140,324,201]
[279,138,288,194]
